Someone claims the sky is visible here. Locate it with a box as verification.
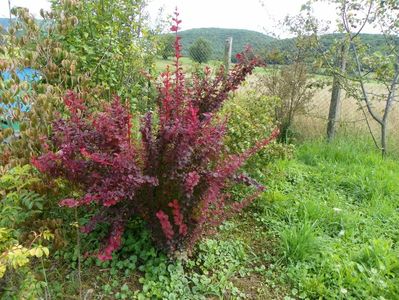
[146,0,336,36]
[0,0,373,37]
[0,0,51,18]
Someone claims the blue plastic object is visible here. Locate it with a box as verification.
[1,68,41,82]
[1,68,41,139]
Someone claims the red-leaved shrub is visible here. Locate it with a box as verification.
[32,11,279,260]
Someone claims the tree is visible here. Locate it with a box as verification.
[189,37,213,63]
[159,34,175,59]
[257,63,317,142]
[287,0,399,155]
[326,38,349,142]
[262,48,285,65]
[284,3,350,142]
[339,0,399,156]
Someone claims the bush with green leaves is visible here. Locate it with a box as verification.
[189,37,213,64]
[49,0,157,104]
[256,63,319,142]
[221,84,294,177]
[0,165,53,298]
[0,0,157,167]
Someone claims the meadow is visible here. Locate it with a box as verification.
[155,57,224,73]
[253,138,399,299]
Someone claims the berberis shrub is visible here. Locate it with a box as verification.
[32,12,278,260]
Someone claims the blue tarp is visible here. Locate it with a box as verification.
[0,68,41,114]
[1,68,41,82]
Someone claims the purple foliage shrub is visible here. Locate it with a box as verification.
[32,11,279,260]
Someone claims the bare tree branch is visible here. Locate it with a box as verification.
[351,43,383,125]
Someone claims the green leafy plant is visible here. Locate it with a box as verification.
[221,85,294,178]
[0,0,157,167]
[42,215,252,298]
[50,0,157,105]
[0,165,52,298]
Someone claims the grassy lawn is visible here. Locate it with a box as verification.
[252,138,399,299]
[155,57,223,73]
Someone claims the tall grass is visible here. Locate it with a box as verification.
[256,137,399,299]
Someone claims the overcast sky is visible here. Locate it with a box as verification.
[0,0,372,37]
[146,0,337,35]
[0,0,51,17]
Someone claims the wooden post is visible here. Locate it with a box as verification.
[224,37,233,76]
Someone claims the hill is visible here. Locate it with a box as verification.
[1,18,391,63]
[270,33,394,63]
[178,28,276,60]
[176,28,391,63]
[319,33,391,53]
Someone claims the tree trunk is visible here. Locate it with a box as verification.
[327,42,348,142]
[380,56,399,157]
[381,122,387,157]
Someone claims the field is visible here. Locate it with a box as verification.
[155,57,223,73]
[251,64,399,155]
[294,82,399,153]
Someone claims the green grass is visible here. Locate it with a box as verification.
[154,56,223,73]
[253,138,399,299]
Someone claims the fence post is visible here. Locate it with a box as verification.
[224,37,233,76]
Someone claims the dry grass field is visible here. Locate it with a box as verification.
[294,82,399,154]
[246,70,399,154]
